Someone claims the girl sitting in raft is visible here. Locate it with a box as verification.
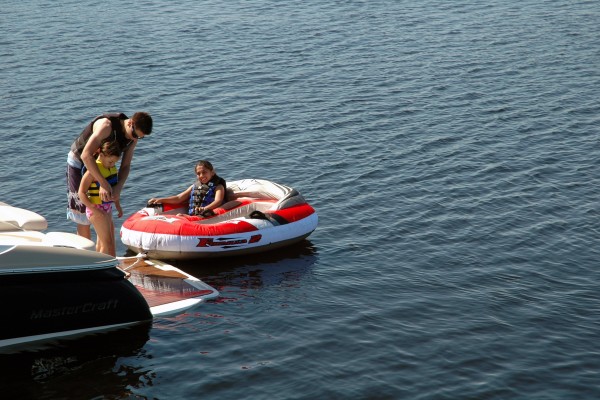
[148,160,226,218]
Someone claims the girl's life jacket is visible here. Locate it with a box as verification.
[87,160,118,205]
[188,175,226,216]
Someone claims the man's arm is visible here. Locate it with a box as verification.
[112,140,137,201]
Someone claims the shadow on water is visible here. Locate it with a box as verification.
[123,239,319,290]
[173,239,319,291]
[0,322,152,399]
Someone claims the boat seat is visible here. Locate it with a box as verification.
[0,204,48,232]
[196,201,274,225]
[0,230,47,244]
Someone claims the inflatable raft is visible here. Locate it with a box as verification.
[120,179,318,260]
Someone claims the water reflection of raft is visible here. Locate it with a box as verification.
[120,179,318,260]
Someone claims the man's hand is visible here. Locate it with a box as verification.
[100,186,113,202]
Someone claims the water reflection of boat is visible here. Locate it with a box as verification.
[0,202,218,351]
[0,322,151,398]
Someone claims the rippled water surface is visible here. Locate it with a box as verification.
[2,0,600,398]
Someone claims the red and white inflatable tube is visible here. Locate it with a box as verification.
[120,179,318,260]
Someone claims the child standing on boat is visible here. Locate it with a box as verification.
[78,141,123,256]
[148,160,226,218]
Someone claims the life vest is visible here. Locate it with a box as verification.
[87,160,118,205]
[70,113,133,161]
[188,175,226,216]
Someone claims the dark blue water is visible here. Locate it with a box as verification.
[2,0,600,398]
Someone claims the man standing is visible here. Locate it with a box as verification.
[67,112,152,238]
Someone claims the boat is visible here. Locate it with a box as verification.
[119,255,219,316]
[120,179,318,260]
[0,202,219,351]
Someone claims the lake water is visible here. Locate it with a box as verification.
[2,0,600,398]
